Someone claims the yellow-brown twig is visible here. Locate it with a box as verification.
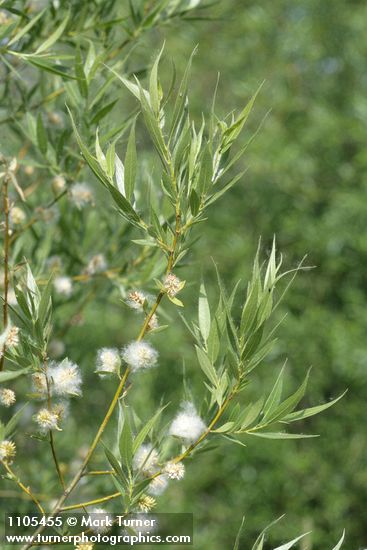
[1,461,45,514]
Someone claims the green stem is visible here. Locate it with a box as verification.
[1,461,45,514]
[60,491,120,511]
[59,381,242,512]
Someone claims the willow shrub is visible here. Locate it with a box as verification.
[0,2,345,549]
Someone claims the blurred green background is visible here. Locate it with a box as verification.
[1,1,367,548]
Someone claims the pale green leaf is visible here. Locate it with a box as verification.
[273,532,310,550]
[149,43,165,115]
[34,11,69,54]
[124,122,137,200]
[282,392,346,423]
[331,531,345,550]
[198,282,211,343]
[8,9,46,47]
[250,432,318,440]
[0,368,31,383]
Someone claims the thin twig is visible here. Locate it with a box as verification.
[1,461,45,514]
[60,491,120,511]
[68,380,243,512]
[49,432,65,491]
[44,356,65,490]
[83,470,114,476]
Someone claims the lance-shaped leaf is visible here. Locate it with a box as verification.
[27,58,76,80]
[68,106,110,185]
[0,368,31,383]
[259,370,311,426]
[36,113,48,155]
[196,346,218,386]
[220,82,264,154]
[262,364,286,422]
[273,532,310,550]
[114,153,125,195]
[169,46,197,142]
[7,8,46,47]
[198,282,211,343]
[332,531,345,550]
[282,391,346,423]
[34,10,70,54]
[104,445,126,485]
[251,516,285,550]
[250,432,318,440]
[68,107,142,227]
[119,407,133,468]
[233,516,245,550]
[75,46,88,98]
[149,43,165,115]
[132,405,167,454]
[124,122,137,200]
[5,403,29,437]
[137,77,168,166]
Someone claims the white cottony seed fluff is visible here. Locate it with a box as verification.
[169,402,207,443]
[54,276,73,297]
[133,443,159,474]
[122,341,158,372]
[96,348,120,376]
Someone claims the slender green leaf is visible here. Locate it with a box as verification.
[273,532,310,550]
[198,282,211,343]
[262,365,285,422]
[233,516,245,550]
[331,531,345,550]
[250,432,318,439]
[34,11,70,54]
[27,58,76,79]
[133,406,167,454]
[0,368,31,383]
[196,346,218,385]
[262,370,311,425]
[5,403,29,437]
[7,9,46,46]
[124,122,137,200]
[282,392,346,423]
[37,113,47,155]
[119,409,133,468]
[75,46,88,98]
[149,43,165,115]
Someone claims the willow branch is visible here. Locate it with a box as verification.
[43,356,65,490]
[58,379,242,512]
[60,491,120,512]
[1,461,45,514]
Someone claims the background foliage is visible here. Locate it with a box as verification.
[0,0,365,548]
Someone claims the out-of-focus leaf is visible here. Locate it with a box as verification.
[36,113,48,155]
[132,405,167,454]
[149,43,165,115]
[273,532,310,550]
[34,11,69,54]
[198,282,211,343]
[331,531,345,550]
[5,403,29,437]
[124,122,137,200]
[250,432,318,439]
[0,368,31,383]
[7,8,46,46]
[233,516,245,550]
[75,46,88,98]
[27,58,76,79]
